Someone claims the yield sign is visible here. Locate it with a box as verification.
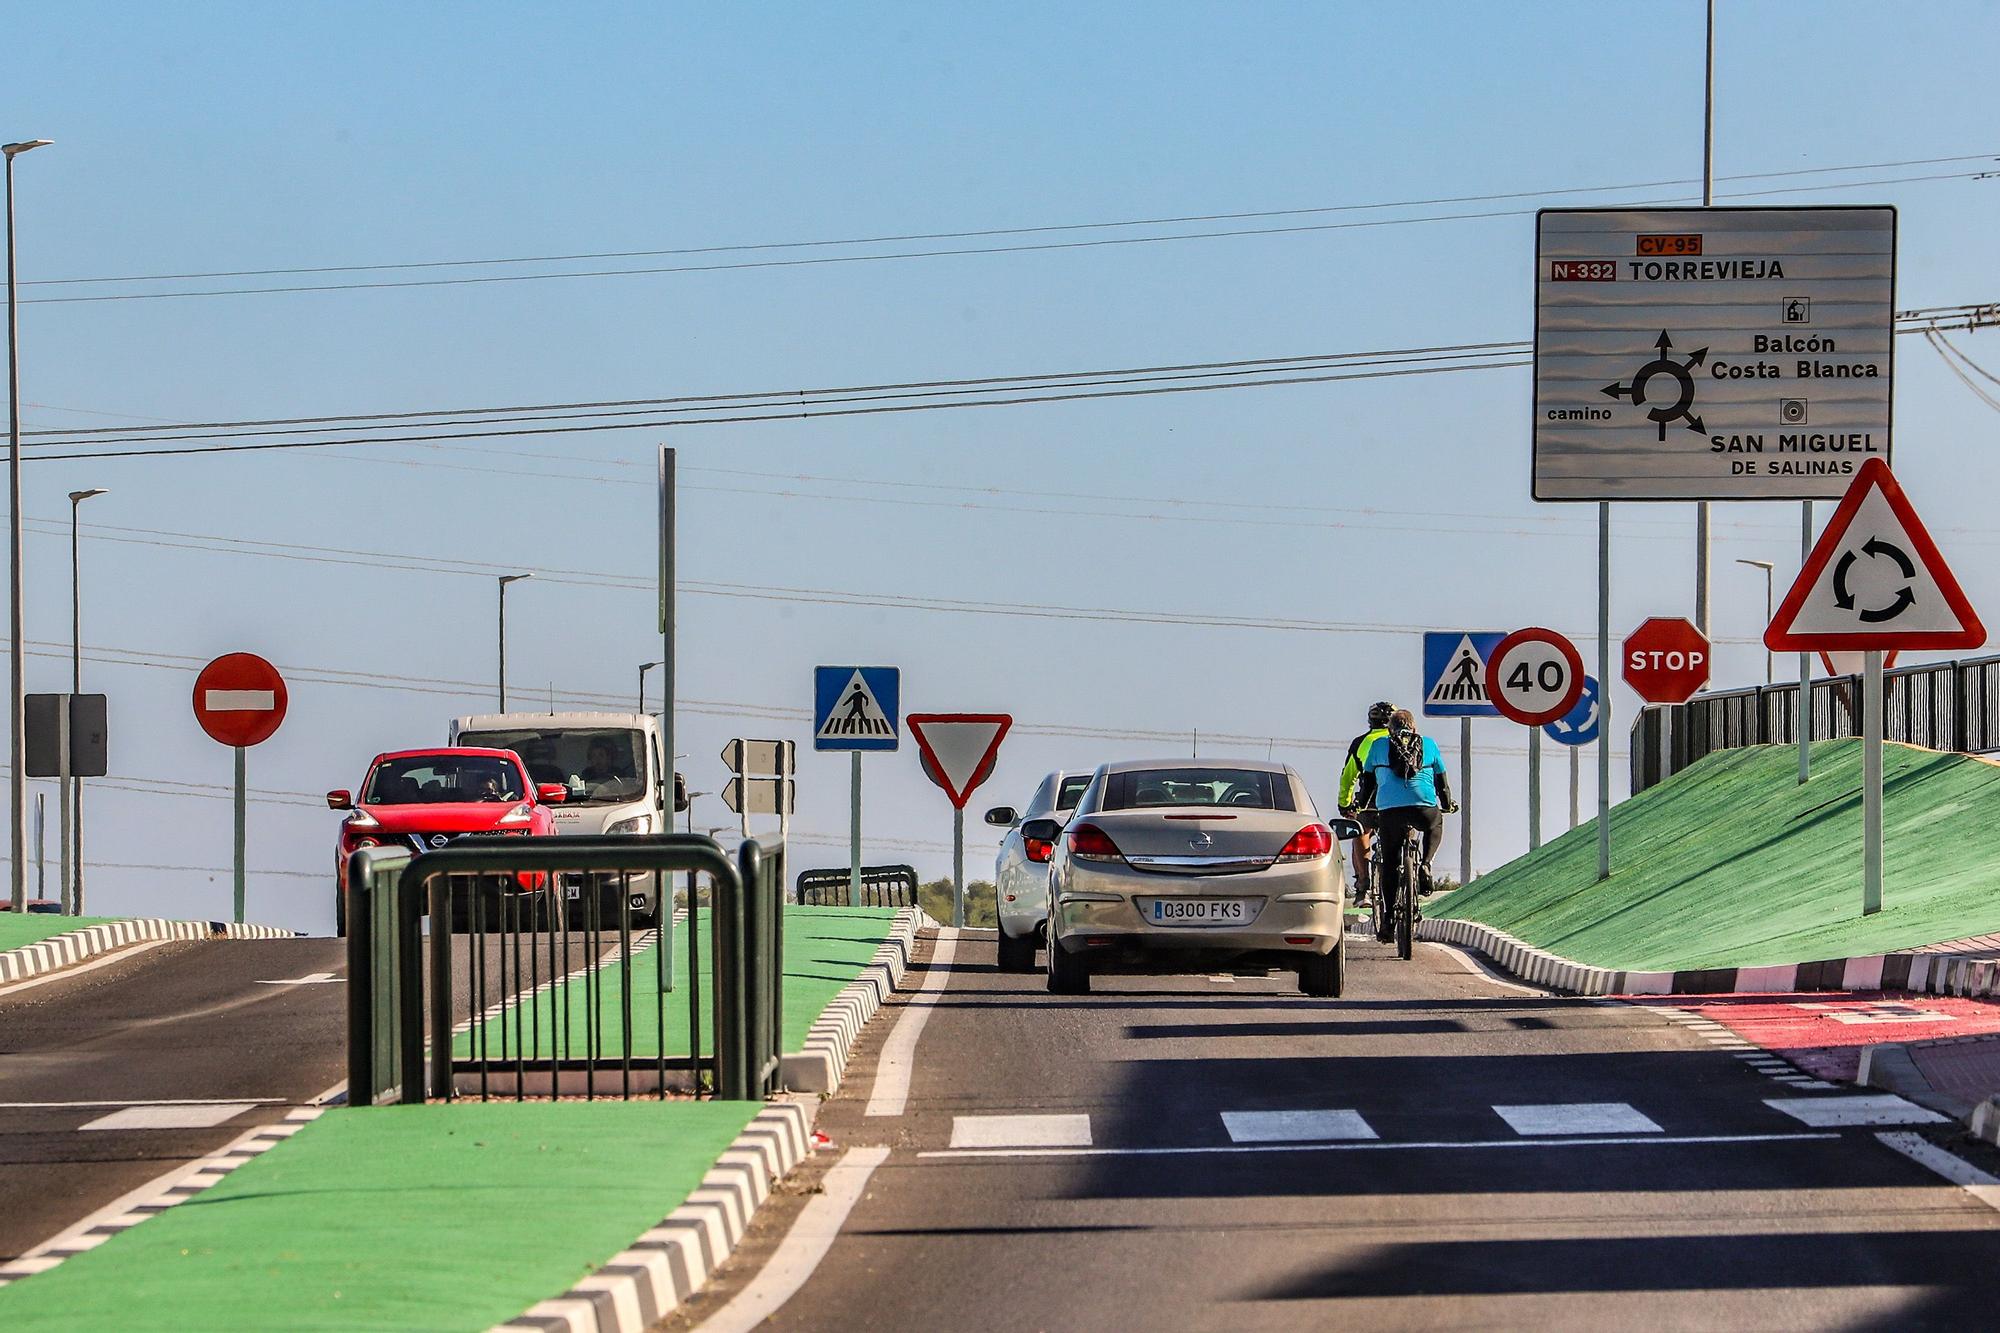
[1766,459,1985,652]
[906,713,1012,809]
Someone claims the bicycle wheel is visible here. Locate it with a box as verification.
[1395,837,1415,961]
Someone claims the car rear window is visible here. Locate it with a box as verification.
[1056,775,1091,810]
[1100,768,1294,812]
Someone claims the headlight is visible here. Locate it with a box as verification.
[497,802,535,826]
[608,814,653,836]
[345,809,380,830]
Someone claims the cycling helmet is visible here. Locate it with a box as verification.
[1367,700,1395,727]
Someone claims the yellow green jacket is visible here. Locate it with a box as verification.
[1338,727,1389,809]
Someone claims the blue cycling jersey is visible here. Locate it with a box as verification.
[1362,733,1445,810]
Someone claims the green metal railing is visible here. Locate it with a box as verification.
[796,863,918,907]
[345,833,784,1105]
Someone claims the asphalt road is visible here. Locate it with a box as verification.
[0,926,619,1263]
[680,930,2000,1331]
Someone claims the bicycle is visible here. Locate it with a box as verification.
[1366,820,1422,960]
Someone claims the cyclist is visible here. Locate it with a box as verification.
[1338,701,1395,907]
[1356,708,1458,942]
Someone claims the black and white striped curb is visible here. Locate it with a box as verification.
[1420,915,2000,998]
[0,1107,322,1287]
[498,1100,816,1333]
[0,917,296,985]
[779,906,922,1094]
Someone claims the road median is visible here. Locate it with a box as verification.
[0,915,295,985]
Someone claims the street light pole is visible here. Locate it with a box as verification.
[496,573,532,711]
[5,137,51,913]
[66,487,105,914]
[638,660,663,714]
[1736,558,1775,685]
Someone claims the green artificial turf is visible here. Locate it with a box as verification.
[0,1100,760,1331]
[0,913,117,951]
[455,905,896,1062]
[1433,739,2000,971]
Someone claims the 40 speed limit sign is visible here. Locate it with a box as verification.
[1485,627,1587,726]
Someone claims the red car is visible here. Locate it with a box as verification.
[328,747,564,934]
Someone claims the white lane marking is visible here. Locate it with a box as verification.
[0,938,174,999]
[1781,1080,1840,1091]
[1876,1131,2000,1213]
[1222,1109,1377,1143]
[1426,940,1546,996]
[0,1098,284,1109]
[949,1113,1091,1149]
[864,929,958,1118]
[255,972,340,986]
[1765,1094,1949,1127]
[1494,1103,1663,1136]
[695,1146,890,1333]
[918,1131,1839,1160]
[203,689,275,711]
[81,1103,258,1131]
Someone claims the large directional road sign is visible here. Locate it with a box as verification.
[1534,206,1895,501]
[1766,459,1984,652]
[1485,628,1586,727]
[813,667,900,751]
[1422,631,1506,718]
[1623,618,1711,705]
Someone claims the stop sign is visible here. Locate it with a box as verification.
[193,653,289,747]
[1622,618,1711,704]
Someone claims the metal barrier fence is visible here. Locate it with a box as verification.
[346,833,785,1106]
[1631,654,2000,791]
[796,864,918,907]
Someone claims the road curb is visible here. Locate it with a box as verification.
[1419,915,2000,998]
[499,1099,819,1333]
[0,917,295,985]
[778,906,922,1094]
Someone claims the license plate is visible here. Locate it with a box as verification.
[1146,898,1252,926]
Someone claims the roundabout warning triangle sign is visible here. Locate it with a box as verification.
[1766,459,1984,652]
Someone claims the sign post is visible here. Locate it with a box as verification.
[1486,628,1586,858]
[26,692,107,913]
[1422,631,1504,887]
[1542,677,1601,832]
[192,654,288,923]
[1765,459,1984,916]
[813,667,900,907]
[906,714,1013,928]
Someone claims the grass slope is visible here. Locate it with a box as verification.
[1433,739,2000,972]
[0,914,115,952]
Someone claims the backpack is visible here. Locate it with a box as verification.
[1387,724,1425,782]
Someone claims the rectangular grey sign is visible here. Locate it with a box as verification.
[25,693,108,778]
[723,775,795,816]
[1533,206,1894,501]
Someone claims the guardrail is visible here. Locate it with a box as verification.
[1630,654,2000,792]
[796,863,919,908]
[345,833,785,1106]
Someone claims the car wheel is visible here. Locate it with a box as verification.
[1046,934,1090,995]
[1299,934,1344,998]
[997,926,1037,973]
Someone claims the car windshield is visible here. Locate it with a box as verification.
[1101,768,1294,812]
[364,755,524,805]
[458,728,647,805]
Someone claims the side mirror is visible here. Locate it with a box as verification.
[1020,817,1064,844]
[537,784,568,805]
[327,790,352,811]
[1328,816,1364,842]
[984,805,1018,828]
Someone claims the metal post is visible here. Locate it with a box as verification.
[1527,726,1542,852]
[1458,717,1472,886]
[233,745,247,924]
[952,806,965,929]
[55,700,68,911]
[1692,0,1716,643]
[33,789,42,902]
[5,149,33,912]
[497,580,505,711]
[658,447,675,847]
[1568,743,1580,829]
[69,489,102,914]
[1798,501,1813,783]
[1597,500,1612,881]
[848,751,862,908]
[1863,650,1883,915]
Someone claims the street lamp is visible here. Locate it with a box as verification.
[67,487,106,913]
[496,573,533,710]
[638,660,664,714]
[5,137,51,912]
[1737,558,1775,684]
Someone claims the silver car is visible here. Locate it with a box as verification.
[984,770,1092,972]
[1025,759,1357,997]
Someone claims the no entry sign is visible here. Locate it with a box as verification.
[193,653,289,748]
[1622,618,1711,705]
[1485,628,1586,727]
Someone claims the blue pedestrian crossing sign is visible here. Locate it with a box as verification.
[1543,676,1602,747]
[1422,632,1506,718]
[814,666,901,751]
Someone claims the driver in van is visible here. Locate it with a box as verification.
[580,739,629,797]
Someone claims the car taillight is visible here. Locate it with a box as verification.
[1024,837,1054,864]
[1277,824,1334,861]
[1068,823,1123,862]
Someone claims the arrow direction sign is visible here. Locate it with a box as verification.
[907,714,1013,809]
[1766,458,1985,652]
[722,739,793,778]
[723,776,795,816]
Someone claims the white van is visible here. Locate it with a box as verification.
[449,711,671,925]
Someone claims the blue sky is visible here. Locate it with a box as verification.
[5,1,1998,930]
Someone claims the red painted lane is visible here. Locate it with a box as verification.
[1629,992,2000,1082]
